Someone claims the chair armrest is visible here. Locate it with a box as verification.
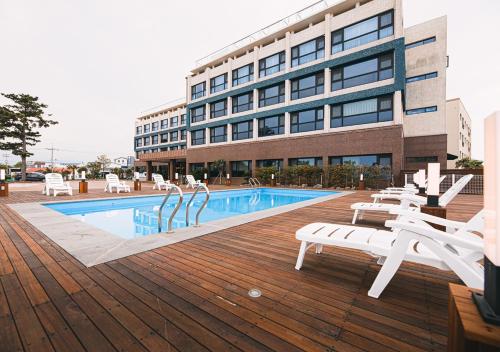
[372,193,425,203]
[388,209,467,230]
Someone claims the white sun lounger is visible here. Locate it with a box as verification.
[351,174,473,224]
[381,176,446,195]
[153,174,171,190]
[295,209,484,298]
[186,174,202,189]
[44,173,73,197]
[104,174,131,193]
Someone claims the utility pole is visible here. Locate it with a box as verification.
[1,153,9,166]
[45,146,60,172]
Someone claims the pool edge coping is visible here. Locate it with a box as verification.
[8,189,352,267]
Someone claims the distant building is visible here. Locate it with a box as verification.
[446,98,472,168]
[114,157,130,168]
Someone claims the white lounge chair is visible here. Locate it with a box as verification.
[379,175,446,195]
[351,174,473,224]
[295,209,484,298]
[153,174,170,190]
[44,173,73,197]
[186,174,202,189]
[104,174,131,193]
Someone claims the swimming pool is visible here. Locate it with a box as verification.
[44,188,338,239]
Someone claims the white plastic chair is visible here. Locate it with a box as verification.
[185,174,202,189]
[44,173,73,197]
[153,174,170,190]
[104,174,131,193]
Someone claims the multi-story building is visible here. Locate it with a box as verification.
[134,0,470,182]
[446,98,472,168]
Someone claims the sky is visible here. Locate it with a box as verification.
[0,0,499,164]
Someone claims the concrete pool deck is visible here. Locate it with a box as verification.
[9,189,350,267]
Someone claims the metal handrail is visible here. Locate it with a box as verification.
[158,184,183,233]
[248,178,255,187]
[253,178,261,187]
[185,183,210,227]
[248,178,260,187]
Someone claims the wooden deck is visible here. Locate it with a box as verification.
[0,188,483,352]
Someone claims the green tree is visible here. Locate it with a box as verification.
[0,93,57,181]
[66,164,78,179]
[211,159,226,184]
[86,162,102,179]
[96,154,111,172]
[455,157,483,169]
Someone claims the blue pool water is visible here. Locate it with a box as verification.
[44,188,337,239]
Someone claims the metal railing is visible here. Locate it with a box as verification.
[185,183,210,227]
[248,178,261,187]
[158,184,184,233]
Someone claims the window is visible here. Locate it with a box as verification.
[331,95,393,127]
[259,83,285,107]
[170,131,178,142]
[181,129,187,140]
[231,160,251,177]
[160,119,168,129]
[152,121,159,132]
[170,116,178,127]
[233,64,254,86]
[290,108,324,133]
[289,157,323,167]
[180,144,186,150]
[160,133,168,143]
[210,99,227,118]
[191,82,206,100]
[291,36,325,67]
[210,126,227,143]
[189,163,204,172]
[329,154,392,167]
[232,92,253,113]
[151,135,158,145]
[143,136,150,146]
[210,73,228,93]
[405,36,436,50]
[143,124,150,133]
[232,120,253,141]
[208,162,225,177]
[405,106,437,115]
[135,138,142,147]
[258,114,285,137]
[191,106,206,123]
[331,53,393,91]
[170,146,178,151]
[332,11,393,54]
[136,126,142,135]
[180,114,186,125]
[406,72,438,83]
[256,159,283,169]
[259,51,285,78]
[405,156,438,163]
[191,129,205,145]
[291,72,324,100]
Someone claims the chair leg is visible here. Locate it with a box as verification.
[352,210,359,224]
[295,241,309,270]
[368,232,412,298]
[315,244,323,254]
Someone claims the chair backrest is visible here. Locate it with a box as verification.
[186,175,196,184]
[153,174,165,184]
[45,173,64,185]
[106,173,120,184]
[439,174,473,207]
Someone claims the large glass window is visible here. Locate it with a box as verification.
[331,53,393,91]
[208,162,226,177]
[291,72,324,100]
[259,51,285,78]
[232,120,253,141]
[256,159,283,169]
[160,119,168,129]
[232,64,254,86]
[135,138,142,147]
[191,129,205,145]
[406,72,438,83]
[151,135,158,144]
[332,11,393,54]
[289,157,323,167]
[331,95,393,127]
[170,116,178,127]
[189,163,204,172]
[405,36,436,50]
[259,83,285,107]
[210,73,228,93]
[210,125,227,143]
[170,131,178,142]
[143,124,150,133]
[191,82,206,100]
[291,36,325,67]
[180,129,187,140]
[143,136,150,146]
[258,114,285,137]
[160,133,168,143]
[231,160,251,177]
[232,92,253,113]
[136,126,142,135]
[329,154,392,167]
[151,121,159,132]
[180,114,186,125]
[210,99,227,118]
[191,106,206,123]
[290,108,324,133]
[405,106,437,115]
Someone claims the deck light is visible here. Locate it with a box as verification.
[175,172,178,180]
[81,171,86,180]
[226,173,230,179]
[417,169,426,194]
[271,174,275,180]
[473,111,500,325]
[360,173,364,181]
[0,169,5,181]
[426,163,440,206]
[204,173,207,180]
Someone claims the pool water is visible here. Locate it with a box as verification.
[44,188,337,239]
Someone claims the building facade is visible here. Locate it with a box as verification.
[134,0,468,181]
[446,98,472,168]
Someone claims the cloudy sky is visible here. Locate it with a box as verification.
[0,0,498,164]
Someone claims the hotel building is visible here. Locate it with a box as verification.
[446,98,472,168]
[134,0,470,182]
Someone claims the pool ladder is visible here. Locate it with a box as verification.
[157,183,210,233]
[248,178,261,188]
